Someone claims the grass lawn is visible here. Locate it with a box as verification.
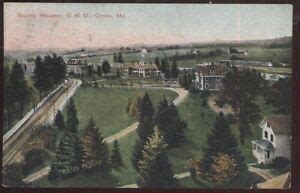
[65,87,178,138]
[33,91,274,188]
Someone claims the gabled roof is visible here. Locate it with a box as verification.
[195,63,228,76]
[262,115,291,135]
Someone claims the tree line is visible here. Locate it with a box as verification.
[49,98,122,179]
[4,62,31,131]
[154,57,179,79]
[33,54,66,99]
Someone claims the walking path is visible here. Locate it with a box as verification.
[119,172,191,188]
[247,163,274,181]
[23,86,188,183]
[207,95,233,115]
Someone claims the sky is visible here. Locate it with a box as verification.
[4,3,293,51]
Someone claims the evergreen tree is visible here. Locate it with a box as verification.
[43,55,55,90]
[110,140,123,168]
[51,53,65,85]
[171,58,179,78]
[87,65,94,77]
[154,97,187,147]
[118,52,124,63]
[101,61,111,77]
[33,55,46,98]
[265,78,291,114]
[132,139,145,171]
[65,98,79,134]
[81,118,109,170]
[199,112,245,178]
[54,110,65,131]
[160,58,170,78]
[154,57,160,70]
[221,67,263,144]
[132,117,155,171]
[113,52,117,63]
[139,92,155,121]
[8,61,30,117]
[137,128,177,188]
[137,116,155,141]
[49,132,80,179]
[96,65,102,77]
[4,65,11,128]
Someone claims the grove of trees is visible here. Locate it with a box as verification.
[33,54,66,99]
[198,112,245,183]
[221,67,264,144]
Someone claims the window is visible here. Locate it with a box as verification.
[253,144,256,150]
[271,134,274,142]
[264,131,268,139]
[267,121,270,128]
[205,84,208,89]
[266,151,270,159]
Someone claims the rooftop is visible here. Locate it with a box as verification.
[262,115,291,135]
[252,139,275,151]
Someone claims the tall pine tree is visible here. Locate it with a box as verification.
[65,98,79,134]
[49,132,80,179]
[81,118,109,170]
[8,61,30,117]
[137,128,177,188]
[154,96,187,147]
[199,112,245,178]
[171,58,179,78]
[132,117,155,171]
[110,139,123,169]
[54,110,65,131]
[139,92,155,122]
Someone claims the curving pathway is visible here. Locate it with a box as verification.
[23,86,188,183]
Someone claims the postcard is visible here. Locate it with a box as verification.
[3,3,292,189]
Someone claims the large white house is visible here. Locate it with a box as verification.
[251,115,291,164]
[193,63,229,90]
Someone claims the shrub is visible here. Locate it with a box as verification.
[272,157,289,169]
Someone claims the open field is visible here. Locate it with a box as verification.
[79,46,291,69]
[250,66,292,74]
[63,87,178,138]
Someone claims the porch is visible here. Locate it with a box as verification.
[252,139,275,164]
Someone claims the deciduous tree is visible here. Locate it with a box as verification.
[199,112,245,178]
